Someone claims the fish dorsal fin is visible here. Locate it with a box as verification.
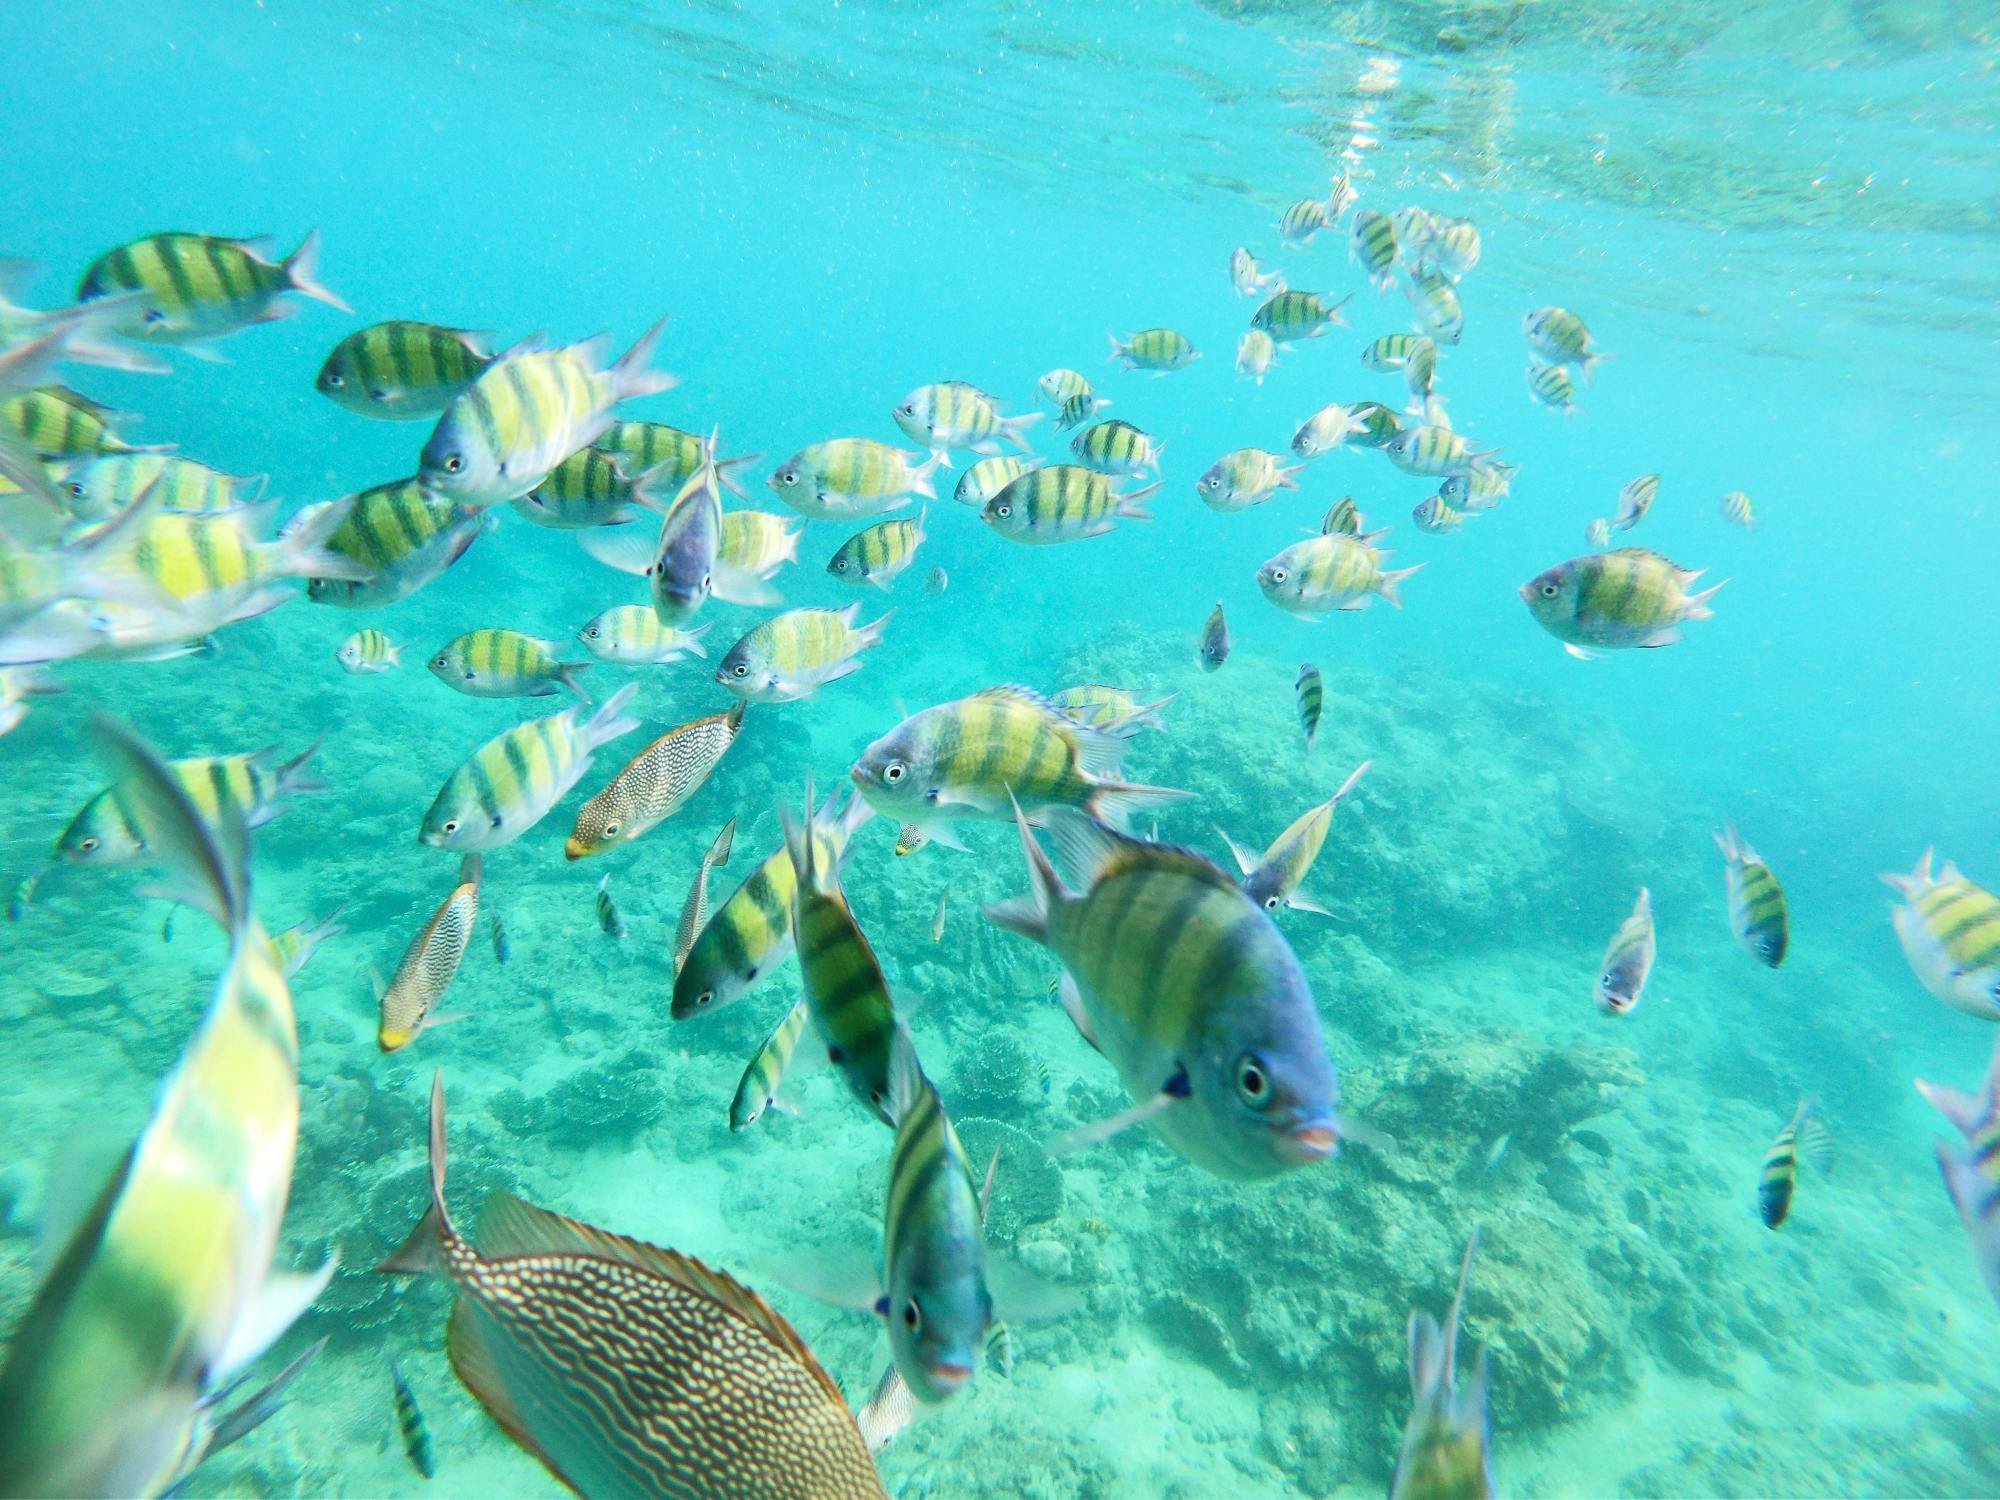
[1043,811,1235,895]
[471,1193,850,1410]
[446,1301,585,1497]
[971,683,1059,716]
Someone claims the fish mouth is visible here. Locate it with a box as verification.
[1516,582,1535,602]
[562,835,591,861]
[927,1360,974,1392]
[1281,1119,1339,1162]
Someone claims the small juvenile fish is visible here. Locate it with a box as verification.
[269,907,348,979]
[1916,1041,2000,1306]
[1259,532,1422,617]
[1349,209,1400,291]
[78,229,349,345]
[1758,1097,1831,1230]
[1720,490,1756,528]
[57,453,264,518]
[953,455,1039,509]
[893,381,1038,456]
[1230,247,1284,298]
[1070,419,1164,478]
[565,701,746,859]
[828,510,927,590]
[1197,448,1300,512]
[336,629,403,674]
[379,854,481,1051]
[1251,289,1352,343]
[895,823,930,857]
[596,875,626,939]
[1049,684,1174,732]
[1519,549,1724,658]
[1236,329,1278,384]
[768,438,941,520]
[1033,1061,1052,1100]
[1293,406,1368,459]
[932,888,949,944]
[1295,663,1323,751]
[1594,887,1655,1015]
[1383,423,1493,478]
[420,685,641,851]
[1438,465,1513,511]
[1526,361,1577,413]
[1107,327,1198,373]
[1412,495,1467,535]
[1882,852,2000,1019]
[1199,602,1230,671]
[305,479,487,609]
[428,628,593,700]
[388,1360,437,1479]
[1482,1135,1511,1176]
[983,464,1157,546]
[1037,368,1104,413]
[1348,400,1405,448]
[1584,518,1611,547]
[1392,206,1437,255]
[575,606,711,665]
[1523,306,1610,376]
[1389,1229,1494,1500]
[1326,172,1358,221]
[1715,822,1788,968]
[924,566,949,595]
[489,906,511,965]
[1218,761,1371,916]
[1361,333,1426,372]
[1405,338,1440,404]
[1611,474,1658,532]
[729,995,811,1131]
[1053,392,1101,432]
[1278,198,1330,244]
[1407,266,1465,344]
[318,321,493,420]
[716,604,891,703]
[673,818,738,974]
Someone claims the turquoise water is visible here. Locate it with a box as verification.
[3,1,2000,1495]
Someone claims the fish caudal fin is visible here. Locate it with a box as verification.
[282,228,352,312]
[909,451,943,498]
[1002,412,1043,453]
[1116,482,1160,520]
[983,795,1064,946]
[377,1069,458,1275]
[1377,564,1424,609]
[1084,777,1194,832]
[610,316,677,401]
[1682,577,1728,620]
[577,682,641,754]
[556,662,594,702]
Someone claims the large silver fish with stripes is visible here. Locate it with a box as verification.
[0,717,331,1497]
[378,854,481,1052]
[378,1072,888,1500]
[76,229,349,346]
[1217,761,1370,917]
[303,478,490,610]
[1594,888,1655,1015]
[419,684,640,852]
[564,701,745,859]
[729,994,810,1132]
[675,818,738,974]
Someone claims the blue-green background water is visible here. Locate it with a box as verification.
[3,1,1999,1495]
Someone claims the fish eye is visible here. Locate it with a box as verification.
[996,503,1010,518]
[489,814,504,828]
[324,370,344,387]
[1264,895,1281,912]
[604,821,620,837]
[898,403,915,416]
[78,836,99,853]
[445,454,464,474]
[781,471,798,486]
[442,819,461,835]
[732,663,748,677]
[696,991,713,1007]
[883,761,907,784]
[586,626,599,638]
[1271,568,1288,584]
[1600,971,1615,987]
[902,1299,922,1331]
[432,655,449,669]
[1235,1054,1270,1105]
[67,481,85,498]
[1539,581,1560,598]
[834,559,847,570]
[144,308,165,324]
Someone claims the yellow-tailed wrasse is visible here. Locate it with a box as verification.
[1882,851,2000,1020]
[1412,495,1468,534]
[318,321,493,420]
[1258,531,1421,617]
[893,381,1039,456]
[1295,663,1323,751]
[1383,422,1494,479]
[1526,360,1577,413]
[305,478,489,609]
[565,700,746,859]
[729,995,811,1131]
[1438,464,1513,512]
[1199,601,1231,671]
[1349,209,1400,291]
[1321,498,1364,536]
[1389,1229,1494,1500]
[1219,761,1370,916]
[1236,329,1278,384]
[1068,418,1163,479]
[428,628,593,700]
[829,509,927,589]
[270,906,347,979]
[1037,367,1100,408]
[1715,822,1788,968]
[1758,1098,1831,1230]
[388,1361,437,1479]
[576,605,711,665]
[0,716,331,1498]
[879,1037,990,1401]
[1594,887,1655,1015]
[1520,549,1724,658]
[1585,518,1611,547]
[1406,266,1464,344]
[768,438,942,521]
[1612,473,1658,532]
[1230,247,1285,298]
[512,444,665,530]
[924,565,948,595]
[1916,1038,2000,1306]
[0,384,166,458]
[376,1072,889,1500]
[953,455,1039,509]
[716,603,890,703]
[1106,327,1198,372]
[1278,197,1330,244]
[1049,684,1174,733]
[1348,400,1405,448]
[983,463,1157,546]
[336,628,403,673]
[988,812,1344,1179]
[596,875,626,940]
[932,889,948,944]
[674,818,739,974]
[56,452,263,518]
[379,853,481,1052]
[783,785,906,1124]
[1361,333,1426,372]
[1720,490,1756,528]
[419,321,673,506]
[1421,216,1482,280]
[58,735,327,866]
[852,685,1190,840]
[1197,448,1300,512]
[1251,289,1352,343]
[599,419,759,498]
[420,683,641,851]
[895,823,930,857]
[77,229,350,345]
[672,790,873,1019]
[1292,404,1369,460]
[1523,306,1611,377]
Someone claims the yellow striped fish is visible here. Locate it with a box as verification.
[269,906,347,979]
[893,382,1039,456]
[1389,1230,1493,1500]
[0,482,167,633]
[1916,1042,2000,1306]
[420,683,641,851]
[1349,209,1400,291]
[1069,419,1163,478]
[0,384,168,458]
[1106,327,1198,372]
[378,854,481,1052]
[303,479,489,609]
[77,229,350,345]
[1758,1098,1831,1230]
[388,1361,437,1478]
[1361,333,1426,371]
[1716,822,1789,968]
[1218,761,1371,917]
[513,443,668,529]
[565,701,746,859]
[1720,490,1756,528]
[1594,887,1655,1015]
[717,509,801,602]
[952,455,1039,509]
[575,605,711,665]
[716,604,890,703]
[1295,663,1323,750]
[1036,368,1098,407]
[1278,198,1329,244]
[1049,684,1174,733]
[599,419,760,497]
[419,320,673,506]
[1519,549,1724,657]
[336,628,403,674]
[1383,422,1493,479]
[377,1072,888,1499]
[57,735,327,865]
[1884,852,2000,1020]
[1524,306,1611,377]
[1230,247,1285,298]
[1199,601,1230,670]
[1438,464,1514,512]
[982,463,1157,545]
[1612,474,1659,532]
[56,453,264,518]
[767,439,941,521]
[729,995,811,1131]
[427,628,593,700]
[1250,289,1351,343]
[1236,329,1278,384]
[1406,265,1464,344]
[1292,404,1369,460]
[1321,498,1364,536]
[1527,360,1578,413]
[317,321,494,420]
[111,498,372,634]
[1412,495,1468,534]
[1197,448,1301,512]
[1258,531,1422,616]
[828,509,927,589]
[674,818,738,974]
[0,716,332,1496]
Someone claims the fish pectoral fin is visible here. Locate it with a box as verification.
[920,820,973,852]
[760,1241,884,1313]
[1286,891,1334,917]
[1051,973,1099,1053]
[986,1254,1083,1325]
[213,1256,338,1383]
[188,1336,328,1478]
[1048,1067,1188,1157]
[1639,627,1681,648]
[1561,643,1597,661]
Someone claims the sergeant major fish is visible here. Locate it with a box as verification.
[575,606,711,665]
[1106,328,1197,373]
[1594,888,1655,1015]
[1389,1229,1494,1500]
[78,229,350,346]
[337,628,403,674]
[1197,449,1300,512]
[1251,289,1351,343]
[1230,248,1285,299]
[1882,852,2000,1020]
[1199,602,1230,671]
[768,438,941,521]
[58,736,328,866]
[1520,549,1724,658]
[596,875,625,940]
[982,464,1157,546]
[893,382,1039,457]
[674,818,738,975]
[388,1361,437,1479]
[953,456,1039,509]
[729,995,811,1131]
[317,321,494,420]
[428,628,593,700]
[1916,1038,2000,1307]
[1715,822,1789,968]
[1258,532,1422,616]
[304,479,488,610]
[829,510,927,590]
[1295,663,1323,751]
[1523,306,1610,377]
[1611,474,1659,532]
[1069,419,1164,479]
[1758,1098,1831,1230]
[716,604,891,703]
[1217,761,1371,917]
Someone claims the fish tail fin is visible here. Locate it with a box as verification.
[1714,820,1742,863]
[1331,758,1373,807]
[1105,691,1177,736]
[1406,1308,1445,1403]
[1441,1224,1481,1380]
[304,904,349,946]
[556,661,594,702]
[1880,848,1935,898]
[610,316,677,401]
[680,620,714,659]
[273,493,370,581]
[1933,1141,2000,1280]
[1798,1106,1834,1174]
[1917,1075,1983,1137]
[779,777,832,897]
[909,450,943,498]
[273,729,331,797]
[1105,330,1128,365]
[706,815,738,868]
[1580,348,1615,384]
[983,794,1063,945]
[714,450,762,499]
[1002,411,1043,452]
[1084,778,1193,832]
[854,608,894,653]
[183,1336,329,1483]
[378,1070,456,1274]
[457,852,482,895]
[1682,577,1728,620]
[90,713,249,934]
[577,682,640,754]
[282,228,351,312]
[1215,826,1259,876]
[1116,482,1160,520]
[1377,563,1424,608]
[885,1026,927,1127]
